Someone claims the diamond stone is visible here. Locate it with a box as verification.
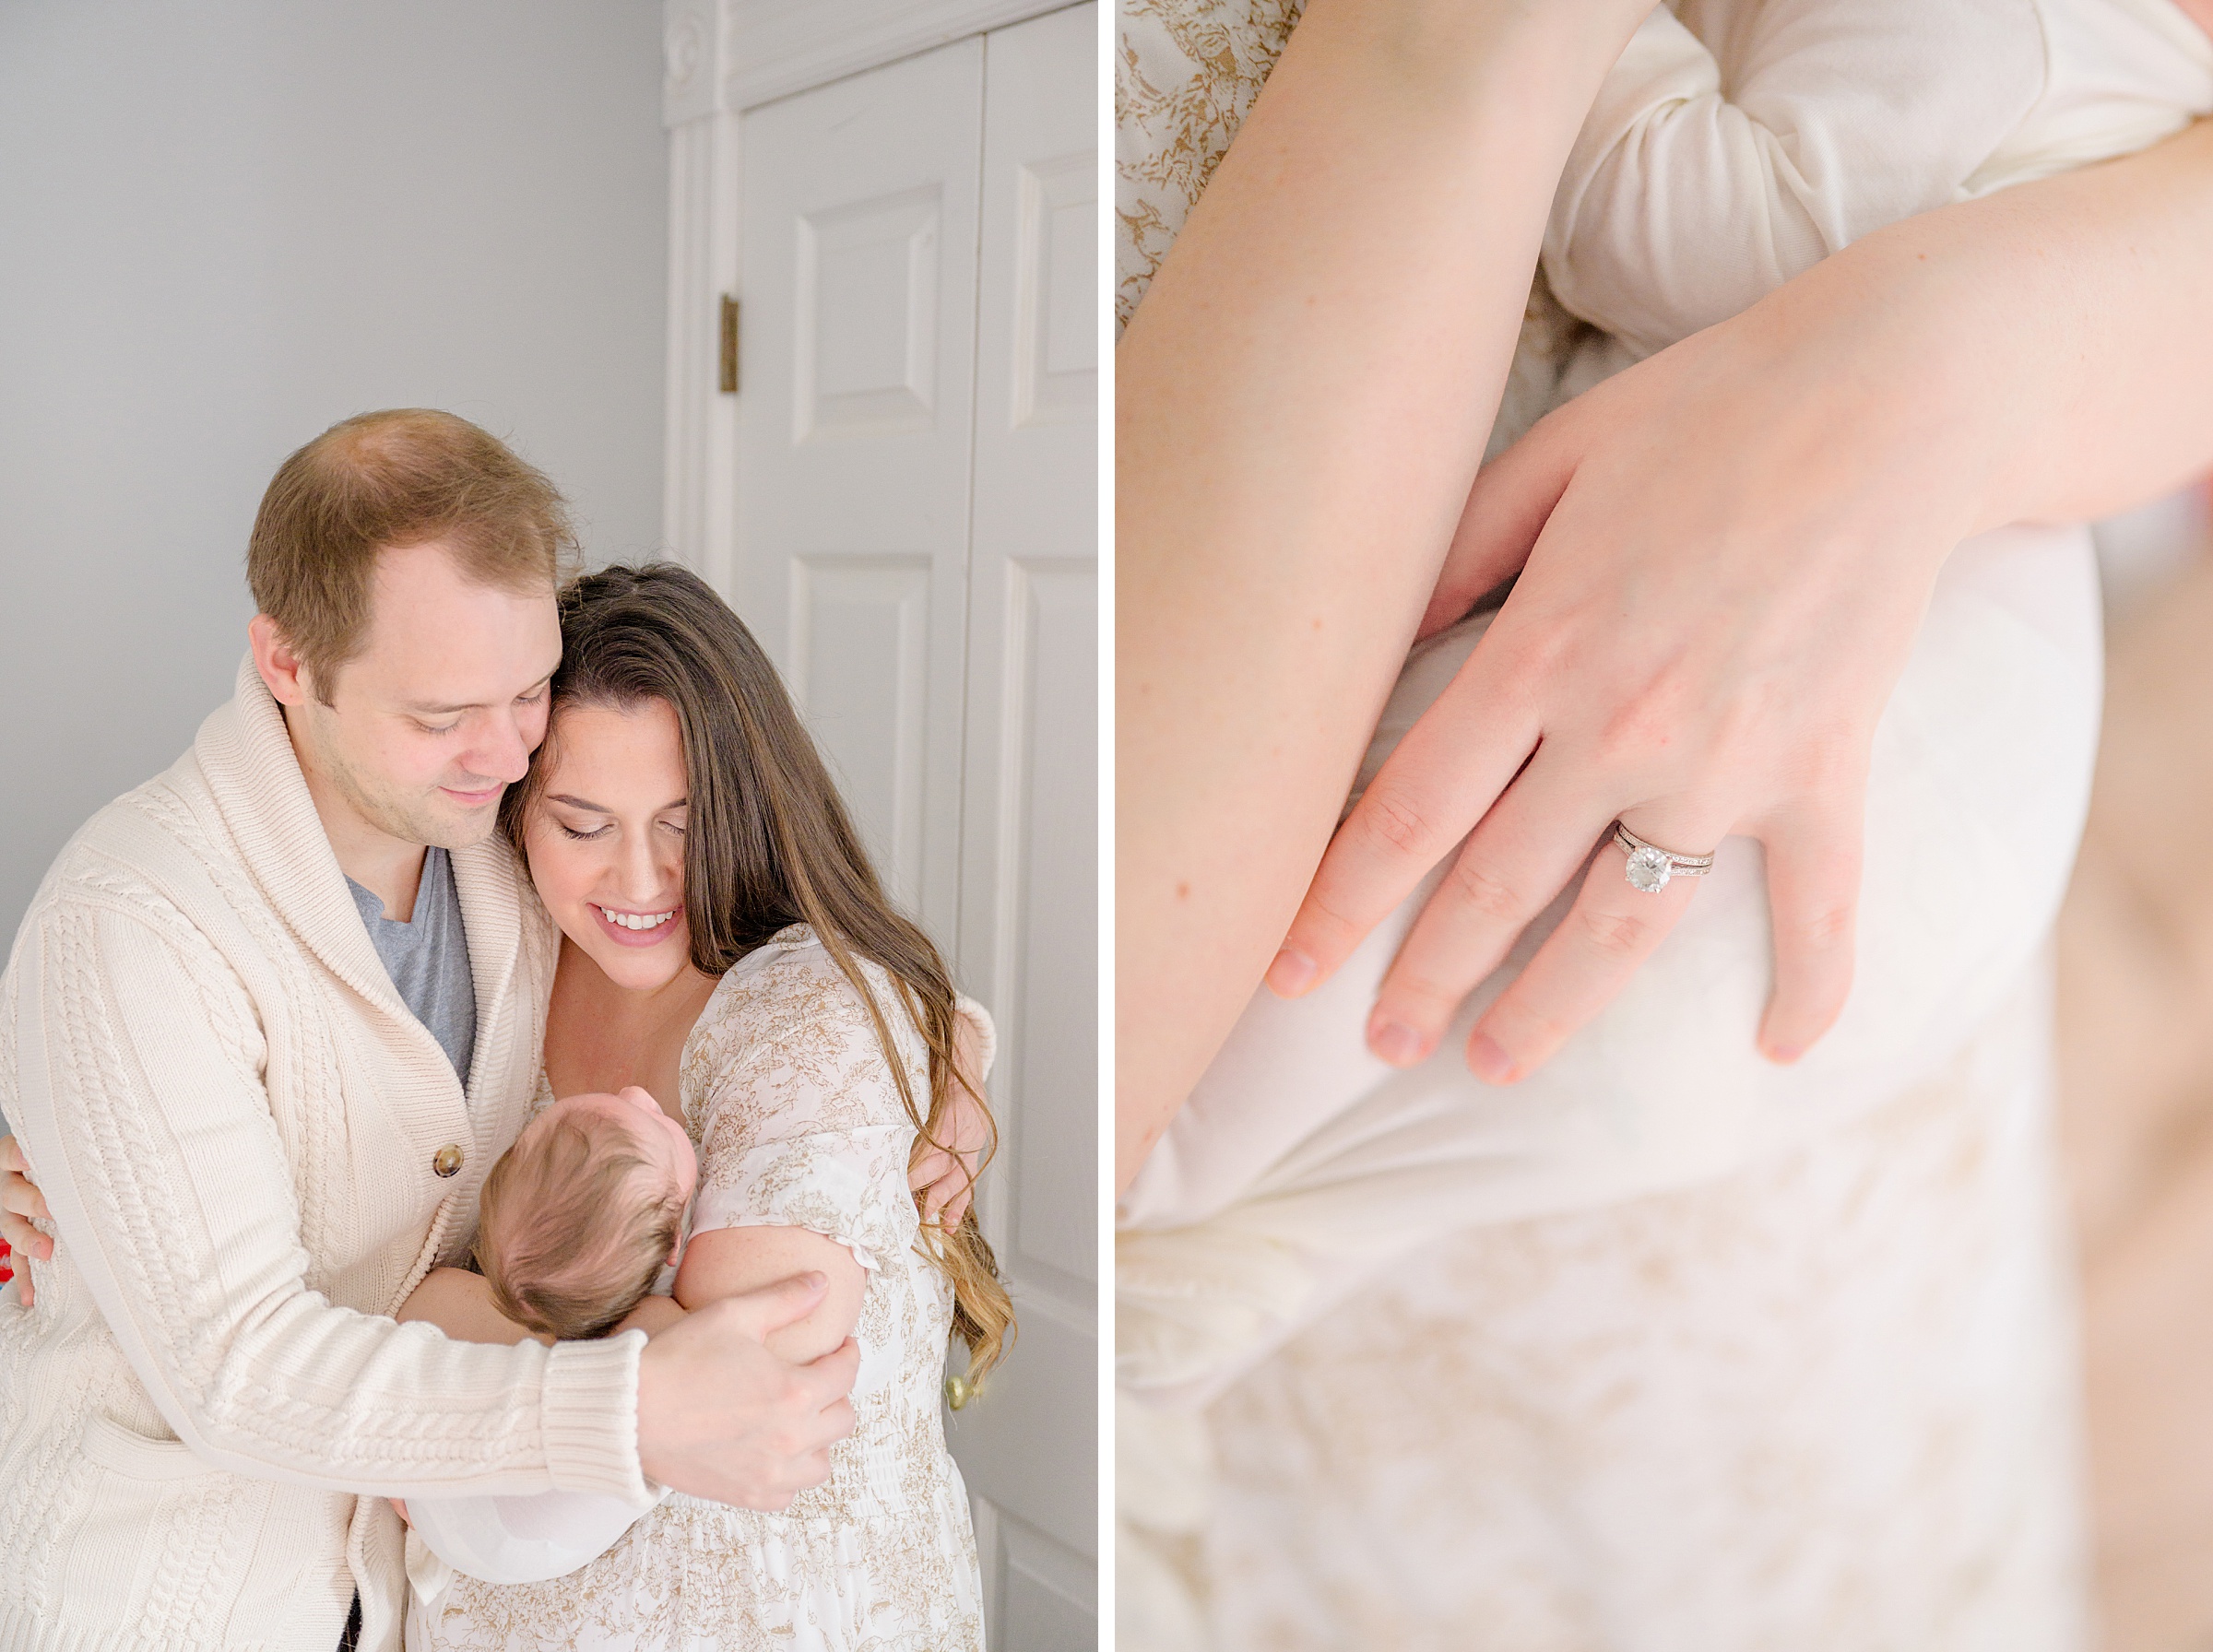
[1625,844,1673,894]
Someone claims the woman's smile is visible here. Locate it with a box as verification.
[590,902,682,946]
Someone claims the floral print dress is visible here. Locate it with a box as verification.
[411,926,984,1652]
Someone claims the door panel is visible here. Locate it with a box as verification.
[948,6,1099,1644]
[736,40,983,938]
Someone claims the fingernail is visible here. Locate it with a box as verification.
[1468,1032,1517,1084]
[1762,1042,1802,1066]
[1370,1021,1426,1067]
[1267,948,1318,997]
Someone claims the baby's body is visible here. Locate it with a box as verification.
[392,1089,703,1598]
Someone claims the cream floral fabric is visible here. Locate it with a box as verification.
[1116,0,1303,330]
[412,927,982,1652]
[1186,983,2089,1650]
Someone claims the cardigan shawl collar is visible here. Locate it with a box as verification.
[192,655,543,1274]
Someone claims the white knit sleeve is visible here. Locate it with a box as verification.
[1544,0,2044,357]
[8,901,652,1503]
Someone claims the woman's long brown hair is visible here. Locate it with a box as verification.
[502,562,1012,1382]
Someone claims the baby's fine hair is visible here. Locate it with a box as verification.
[472,1110,686,1341]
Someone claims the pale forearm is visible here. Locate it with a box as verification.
[1715,117,2213,554]
[674,1226,862,1364]
[1115,0,1649,1186]
[1960,117,2213,527]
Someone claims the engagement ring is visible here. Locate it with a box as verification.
[1613,822,1716,894]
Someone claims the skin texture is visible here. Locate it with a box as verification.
[1116,7,2213,1192]
[249,539,561,921]
[905,1020,989,1232]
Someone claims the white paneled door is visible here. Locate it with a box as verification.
[726,7,1097,1646]
[735,38,983,940]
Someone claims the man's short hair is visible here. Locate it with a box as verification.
[246,409,575,701]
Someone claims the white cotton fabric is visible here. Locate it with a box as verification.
[406,935,988,1652]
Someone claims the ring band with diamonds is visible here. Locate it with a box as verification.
[1612,822,1715,894]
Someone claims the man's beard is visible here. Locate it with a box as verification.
[323,742,504,852]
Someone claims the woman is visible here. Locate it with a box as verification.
[391,561,1011,1651]
[1118,0,2213,1643]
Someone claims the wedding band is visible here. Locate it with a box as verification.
[1612,822,1715,895]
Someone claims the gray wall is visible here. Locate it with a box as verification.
[0,0,668,945]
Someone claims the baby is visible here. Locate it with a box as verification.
[391,1086,700,1599]
[467,1086,697,1342]
[397,1087,697,1350]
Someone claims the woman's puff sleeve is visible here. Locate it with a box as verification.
[686,950,929,1272]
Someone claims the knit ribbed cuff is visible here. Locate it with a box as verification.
[539,1330,651,1504]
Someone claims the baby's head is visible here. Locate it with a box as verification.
[473,1086,699,1341]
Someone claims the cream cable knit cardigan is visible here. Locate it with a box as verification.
[0,655,649,1652]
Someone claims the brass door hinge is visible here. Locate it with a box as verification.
[718,295,740,395]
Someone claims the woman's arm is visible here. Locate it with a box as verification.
[1280,116,2213,1080]
[1116,0,1651,1189]
[674,1228,865,1364]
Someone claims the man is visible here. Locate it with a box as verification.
[0,410,871,1652]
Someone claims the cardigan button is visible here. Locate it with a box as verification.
[432,1144,464,1178]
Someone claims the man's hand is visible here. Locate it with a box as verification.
[1,1136,51,1308]
[634,1272,858,1510]
[907,1014,990,1229]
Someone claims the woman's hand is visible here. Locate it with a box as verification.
[1272,307,1949,1074]
[2,1136,51,1307]
[908,1013,991,1228]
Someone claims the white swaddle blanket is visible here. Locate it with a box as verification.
[1118,0,2213,1417]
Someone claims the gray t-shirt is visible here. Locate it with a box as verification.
[347,847,476,1091]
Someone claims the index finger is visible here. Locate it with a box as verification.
[1271,652,1540,996]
